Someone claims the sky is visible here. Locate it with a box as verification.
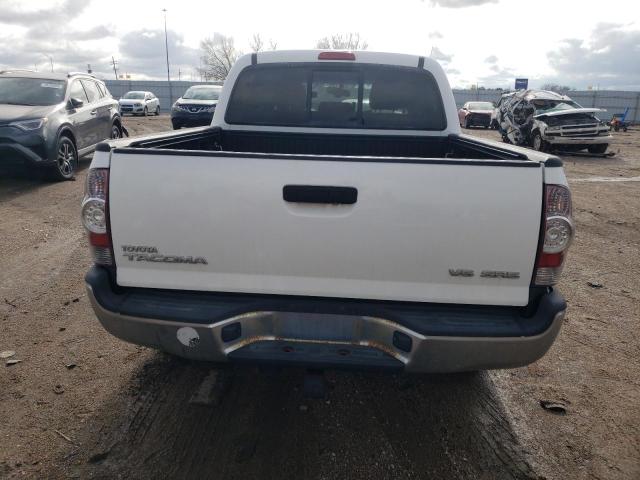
[0,0,639,90]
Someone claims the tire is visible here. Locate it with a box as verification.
[144,106,148,116]
[531,131,546,152]
[588,144,608,154]
[155,105,160,116]
[172,122,181,130]
[48,135,77,181]
[614,124,620,132]
[463,117,469,129]
[111,123,122,139]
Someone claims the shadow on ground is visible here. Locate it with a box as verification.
[63,355,537,480]
[0,159,90,202]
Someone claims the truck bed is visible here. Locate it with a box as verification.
[121,127,536,163]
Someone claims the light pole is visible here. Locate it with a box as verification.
[162,8,173,107]
[162,9,170,82]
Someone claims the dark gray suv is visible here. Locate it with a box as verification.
[0,71,124,180]
[171,85,221,130]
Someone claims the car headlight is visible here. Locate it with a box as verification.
[10,118,47,131]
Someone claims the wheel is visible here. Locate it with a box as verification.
[588,144,608,154]
[463,117,469,129]
[613,124,620,132]
[623,126,628,132]
[172,122,181,130]
[48,136,77,181]
[155,105,160,116]
[531,131,547,152]
[144,106,148,116]
[111,123,122,139]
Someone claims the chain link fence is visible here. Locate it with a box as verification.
[104,80,639,124]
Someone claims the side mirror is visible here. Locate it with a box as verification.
[69,97,84,109]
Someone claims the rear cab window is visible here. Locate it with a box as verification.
[225,63,446,130]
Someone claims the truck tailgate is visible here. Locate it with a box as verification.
[108,152,543,306]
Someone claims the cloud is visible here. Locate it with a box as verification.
[0,0,89,25]
[0,0,117,76]
[0,0,198,80]
[430,46,453,63]
[74,25,117,41]
[445,67,461,75]
[484,55,498,64]
[546,23,640,89]
[478,66,516,88]
[428,0,498,7]
[118,29,200,79]
[428,31,444,39]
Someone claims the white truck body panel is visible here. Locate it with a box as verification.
[108,152,543,306]
[212,50,462,137]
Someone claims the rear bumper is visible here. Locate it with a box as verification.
[86,266,566,372]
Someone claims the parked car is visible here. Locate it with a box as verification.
[497,89,612,154]
[0,70,123,180]
[118,91,160,116]
[458,101,494,128]
[84,50,571,374]
[171,85,221,129]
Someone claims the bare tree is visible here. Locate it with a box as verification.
[315,33,368,50]
[541,83,573,94]
[250,33,279,52]
[249,34,264,53]
[199,33,241,81]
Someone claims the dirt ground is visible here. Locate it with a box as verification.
[0,115,638,479]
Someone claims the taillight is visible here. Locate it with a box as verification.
[81,169,113,265]
[534,184,574,285]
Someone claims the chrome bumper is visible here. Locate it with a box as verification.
[546,134,611,145]
[87,284,565,373]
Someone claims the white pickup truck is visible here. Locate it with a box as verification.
[82,50,572,372]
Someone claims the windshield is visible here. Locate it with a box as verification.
[182,87,220,100]
[0,77,66,106]
[532,99,581,113]
[122,91,145,99]
[468,102,493,110]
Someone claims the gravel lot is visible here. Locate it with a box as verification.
[1,115,638,479]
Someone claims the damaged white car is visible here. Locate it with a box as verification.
[497,90,612,154]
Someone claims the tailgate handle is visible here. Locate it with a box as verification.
[283,185,358,204]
